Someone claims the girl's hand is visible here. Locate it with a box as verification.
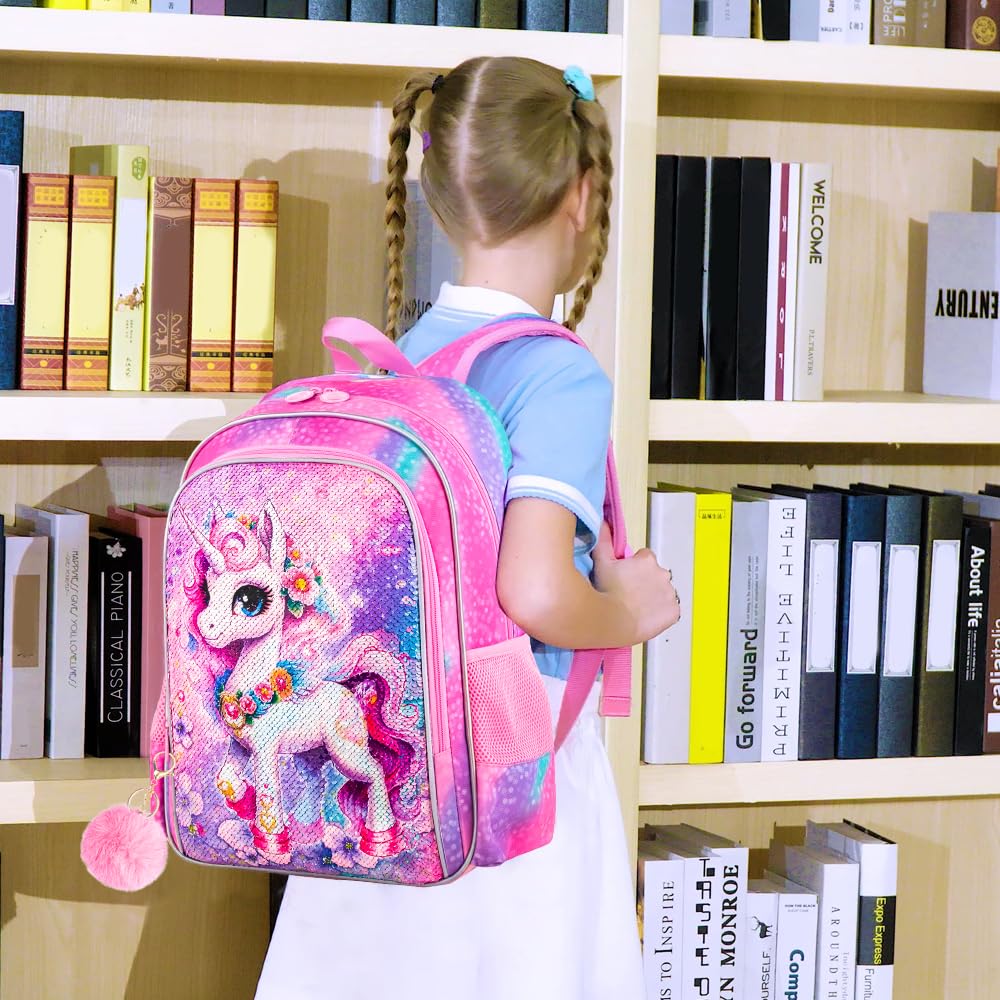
[592,524,680,644]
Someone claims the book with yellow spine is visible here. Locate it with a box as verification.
[87,0,124,8]
[658,485,732,763]
[123,0,151,10]
[190,178,236,392]
[65,176,115,391]
[68,145,149,391]
[233,179,278,393]
[43,0,87,8]
[20,175,70,391]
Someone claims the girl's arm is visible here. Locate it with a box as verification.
[496,497,680,650]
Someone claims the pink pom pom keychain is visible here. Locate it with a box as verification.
[80,754,175,892]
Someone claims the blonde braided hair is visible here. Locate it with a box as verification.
[384,56,613,340]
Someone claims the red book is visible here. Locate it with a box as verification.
[947,0,1000,48]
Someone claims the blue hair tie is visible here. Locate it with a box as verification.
[563,65,595,104]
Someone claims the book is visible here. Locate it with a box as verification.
[0,110,24,390]
[792,163,831,402]
[65,175,115,391]
[650,155,677,400]
[779,162,802,401]
[477,0,516,25]
[20,174,70,391]
[948,0,1000,48]
[768,840,859,1000]
[753,874,819,1000]
[2,528,48,759]
[724,492,768,762]
[14,504,89,760]
[985,515,1000,753]
[914,0,946,44]
[640,845,686,1000]
[226,0,264,12]
[644,488,697,763]
[736,156,771,400]
[391,0,432,21]
[763,160,781,401]
[522,0,564,28]
[874,0,910,42]
[107,504,166,759]
[308,0,346,15]
[568,0,606,31]
[695,0,751,35]
[790,0,820,38]
[68,145,150,392]
[437,0,472,22]
[671,156,707,399]
[266,0,306,12]
[806,820,897,1000]
[88,0,123,8]
[190,178,237,392]
[705,156,741,401]
[846,0,871,40]
[152,0,192,12]
[662,0,694,31]
[744,881,779,1000]
[192,0,224,11]
[233,179,278,393]
[753,0,790,37]
[770,485,843,761]
[42,0,86,7]
[86,530,143,757]
[143,177,193,392]
[819,0,847,40]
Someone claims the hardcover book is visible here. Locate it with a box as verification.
[477,0,516,26]
[308,0,346,16]
[790,0,820,37]
[144,177,193,392]
[192,0,224,11]
[914,0,946,44]
[736,156,771,400]
[778,162,802,401]
[85,530,142,757]
[650,155,677,400]
[391,0,433,21]
[225,0,264,13]
[521,0,565,28]
[671,156,707,399]
[640,846,685,1000]
[266,0,306,13]
[568,0,605,31]
[152,0,192,12]
[20,174,70,391]
[752,0,790,37]
[65,175,115,391]
[233,179,279,393]
[744,882,779,1000]
[846,0,872,40]
[985,513,1000,752]
[662,0,694,31]
[763,160,781,400]
[947,0,1000,48]
[874,0,910,42]
[750,875,819,1000]
[819,0,847,40]
[437,0,472,23]
[0,109,24,390]
[190,178,237,392]
[705,156,742,400]
[695,0,751,35]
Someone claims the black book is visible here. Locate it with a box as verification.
[266,0,306,14]
[650,155,678,400]
[771,485,843,761]
[521,0,565,28]
[705,157,742,400]
[225,0,265,14]
[757,0,790,38]
[671,156,706,399]
[736,157,771,400]
[85,530,143,757]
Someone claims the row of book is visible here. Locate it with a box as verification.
[0,502,162,761]
[639,819,898,1000]
[663,0,998,51]
[643,481,1000,765]
[0,0,609,30]
[651,155,830,402]
[0,113,279,393]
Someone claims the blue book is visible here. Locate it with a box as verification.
[437,0,472,24]
[350,0,387,19]
[151,0,191,11]
[309,0,345,13]
[522,0,565,28]
[568,0,605,29]
[0,110,24,392]
[391,0,432,22]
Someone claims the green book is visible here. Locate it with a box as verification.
[478,0,516,27]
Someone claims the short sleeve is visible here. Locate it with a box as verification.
[467,336,612,552]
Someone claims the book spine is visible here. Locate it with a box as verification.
[761,497,806,761]
[65,176,114,391]
[644,491,695,763]
[774,163,791,400]
[759,0,790,36]
[689,493,732,762]
[671,156,706,399]
[781,163,801,401]
[661,0,693,31]
[874,0,910,42]
[744,890,779,1000]
[0,111,24,391]
[651,155,677,400]
[144,177,193,392]
[845,0,871,40]
[192,0,224,11]
[705,157,741,401]
[350,0,389,20]
[955,517,990,754]
[233,179,278,393]
[522,0,565,28]
[436,0,473,22]
[946,0,1000,47]
[711,0,751,34]
[308,0,346,15]
[568,0,605,30]
[20,174,69,391]
[736,157,770,400]
[774,893,819,1000]
[763,160,781,400]
[391,0,433,22]
[725,500,767,762]
[225,0,264,12]
[680,855,722,999]
[790,0,820,37]
[123,0,151,10]
[266,0,307,12]
[914,0,946,44]
[42,0,87,7]
[855,847,897,1000]
[640,855,685,999]
[818,0,847,40]
[985,521,1000,752]
[151,0,192,11]
[792,163,831,402]
[190,179,236,393]
[715,846,749,1000]
[88,0,123,9]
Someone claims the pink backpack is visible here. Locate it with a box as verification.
[149,316,631,886]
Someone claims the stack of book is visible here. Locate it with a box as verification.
[662,0,996,50]
[638,819,898,1000]
[1,112,279,394]
[643,480,1000,765]
[650,156,831,402]
[0,0,610,31]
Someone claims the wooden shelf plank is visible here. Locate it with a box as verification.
[660,34,1000,101]
[0,391,257,441]
[0,758,148,824]
[2,8,622,77]
[648,391,1000,445]
[639,756,1000,806]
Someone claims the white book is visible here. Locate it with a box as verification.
[2,530,49,759]
[806,821,897,1000]
[845,0,871,43]
[764,160,782,401]
[640,844,686,1000]
[756,874,819,1000]
[15,504,89,759]
[769,841,860,1000]
[662,0,695,33]
[744,883,779,1000]
[725,494,769,762]
[695,0,751,36]
[793,164,832,401]
[734,489,807,761]
[819,0,848,42]
[790,0,820,39]
[781,163,802,402]
[643,488,697,763]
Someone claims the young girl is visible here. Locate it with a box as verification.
[255,56,679,1000]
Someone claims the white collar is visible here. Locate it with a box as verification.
[436,281,541,318]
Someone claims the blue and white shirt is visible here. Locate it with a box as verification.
[398,282,612,680]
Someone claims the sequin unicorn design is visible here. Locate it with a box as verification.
[180,503,419,865]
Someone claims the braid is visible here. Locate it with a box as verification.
[385,71,439,341]
[565,105,613,333]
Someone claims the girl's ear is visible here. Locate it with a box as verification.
[572,169,593,233]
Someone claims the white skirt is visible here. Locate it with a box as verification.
[254,675,644,1000]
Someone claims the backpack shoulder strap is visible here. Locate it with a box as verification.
[420,316,633,746]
